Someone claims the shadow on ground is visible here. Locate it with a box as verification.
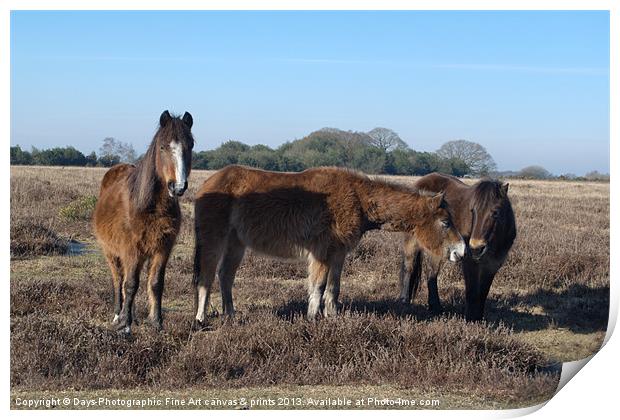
[274,283,609,335]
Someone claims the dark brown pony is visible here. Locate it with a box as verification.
[192,165,466,325]
[399,173,516,321]
[93,110,194,333]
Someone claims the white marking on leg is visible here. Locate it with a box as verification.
[112,314,119,323]
[196,285,208,322]
[307,287,322,319]
[323,294,337,317]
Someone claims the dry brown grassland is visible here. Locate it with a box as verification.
[10,166,609,409]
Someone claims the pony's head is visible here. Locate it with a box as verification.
[413,192,465,262]
[155,110,194,197]
[468,180,510,260]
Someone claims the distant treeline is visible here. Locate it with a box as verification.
[192,140,470,177]
[10,127,608,180]
[11,128,475,177]
[11,145,115,167]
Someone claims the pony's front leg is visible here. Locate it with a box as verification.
[427,254,444,314]
[463,258,482,321]
[104,253,123,325]
[117,258,144,334]
[399,235,423,304]
[323,252,346,317]
[147,251,170,331]
[306,254,329,319]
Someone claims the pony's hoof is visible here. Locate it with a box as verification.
[191,319,210,332]
[322,305,339,318]
[147,318,163,332]
[113,315,131,333]
[116,325,132,337]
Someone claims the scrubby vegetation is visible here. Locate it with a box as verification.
[10,167,609,409]
[10,222,68,258]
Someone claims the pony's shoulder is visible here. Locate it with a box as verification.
[101,163,135,189]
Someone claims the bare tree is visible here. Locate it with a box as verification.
[99,137,137,163]
[99,137,117,159]
[436,139,496,175]
[367,127,408,152]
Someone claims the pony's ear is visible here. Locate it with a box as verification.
[182,112,193,129]
[160,110,172,127]
[428,192,445,210]
[500,183,509,196]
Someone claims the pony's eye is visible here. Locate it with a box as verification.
[160,145,165,151]
[441,220,450,228]
[492,210,499,219]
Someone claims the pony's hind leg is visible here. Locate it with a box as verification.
[323,251,346,317]
[146,249,171,331]
[193,239,223,327]
[105,253,123,325]
[306,254,330,319]
[218,233,245,318]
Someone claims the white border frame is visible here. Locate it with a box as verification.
[2,2,616,419]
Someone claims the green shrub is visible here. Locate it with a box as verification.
[58,195,98,221]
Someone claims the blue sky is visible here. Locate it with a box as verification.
[11,11,609,174]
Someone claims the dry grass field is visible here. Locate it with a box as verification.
[10,166,609,410]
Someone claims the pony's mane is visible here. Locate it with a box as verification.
[472,179,504,208]
[128,139,159,212]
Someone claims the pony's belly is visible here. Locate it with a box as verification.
[249,246,308,262]
[239,235,309,260]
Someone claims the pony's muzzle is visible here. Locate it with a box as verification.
[470,244,487,260]
[168,180,188,197]
[449,240,466,262]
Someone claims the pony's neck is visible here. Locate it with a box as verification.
[355,178,427,232]
[130,142,172,213]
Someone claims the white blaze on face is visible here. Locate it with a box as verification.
[170,140,186,190]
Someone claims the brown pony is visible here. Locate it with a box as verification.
[192,165,466,325]
[93,110,194,333]
[399,173,516,321]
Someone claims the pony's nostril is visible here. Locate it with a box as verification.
[167,181,175,191]
[182,181,188,191]
[471,246,486,258]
